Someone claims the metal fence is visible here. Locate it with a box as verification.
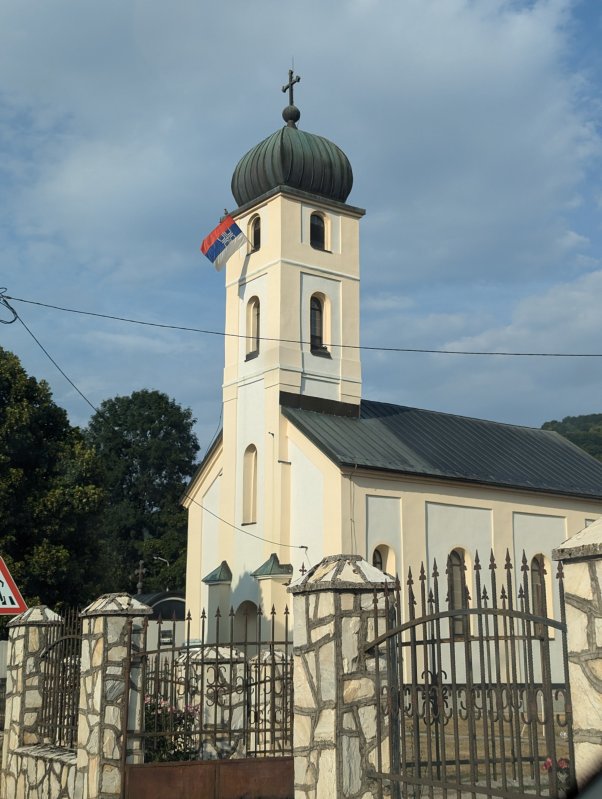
[39,607,82,749]
[126,606,293,763]
[366,550,575,799]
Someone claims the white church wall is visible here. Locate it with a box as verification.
[289,439,326,567]
[230,376,265,612]
[199,475,222,613]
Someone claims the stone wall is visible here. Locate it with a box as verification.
[553,520,602,787]
[289,554,393,799]
[0,606,78,799]
[1,594,151,799]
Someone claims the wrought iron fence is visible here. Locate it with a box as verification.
[39,607,82,749]
[366,550,575,799]
[126,606,293,763]
[0,677,6,732]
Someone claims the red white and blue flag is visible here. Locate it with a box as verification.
[200,215,247,271]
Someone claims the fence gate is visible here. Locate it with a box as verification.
[366,550,575,799]
[123,607,293,799]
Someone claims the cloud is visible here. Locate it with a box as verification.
[1,0,601,441]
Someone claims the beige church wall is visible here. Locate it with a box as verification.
[365,494,402,575]
[512,512,567,681]
[300,272,342,399]
[425,500,493,578]
[300,202,342,253]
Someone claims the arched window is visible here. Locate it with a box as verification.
[372,547,383,571]
[448,548,468,638]
[310,294,325,352]
[249,215,261,252]
[243,445,257,524]
[531,554,546,635]
[246,296,260,359]
[310,212,326,250]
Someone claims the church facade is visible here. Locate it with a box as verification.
[184,75,602,638]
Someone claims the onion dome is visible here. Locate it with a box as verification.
[231,71,353,207]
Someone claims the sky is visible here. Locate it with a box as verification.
[1,0,602,453]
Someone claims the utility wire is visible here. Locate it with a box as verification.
[184,493,307,552]
[6,294,602,358]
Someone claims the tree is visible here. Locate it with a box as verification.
[0,347,104,609]
[85,390,199,593]
[542,414,602,462]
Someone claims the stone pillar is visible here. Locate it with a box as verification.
[553,520,602,787]
[1,606,61,797]
[77,593,152,799]
[289,554,392,799]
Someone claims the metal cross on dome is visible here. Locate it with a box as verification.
[282,69,300,105]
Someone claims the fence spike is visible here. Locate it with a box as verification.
[521,550,529,572]
[432,558,439,579]
[489,549,496,570]
[474,550,481,570]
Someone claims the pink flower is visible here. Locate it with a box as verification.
[542,758,554,772]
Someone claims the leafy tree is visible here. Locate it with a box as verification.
[542,414,602,462]
[85,390,199,593]
[0,347,104,610]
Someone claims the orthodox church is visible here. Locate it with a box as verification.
[184,74,602,638]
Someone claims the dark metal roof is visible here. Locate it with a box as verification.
[231,125,353,207]
[251,553,293,579]
[282,399,602,500]
[202,560,232,585]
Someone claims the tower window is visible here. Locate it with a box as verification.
[249,215,261,252]
[246,296,260,360]
[310,212,326,250]
[448,548,468,638]
[310,294,325,352]
[242,445,257,524]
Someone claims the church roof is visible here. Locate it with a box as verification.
[282,399,602,500]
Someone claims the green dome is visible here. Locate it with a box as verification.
[231,124,354,207]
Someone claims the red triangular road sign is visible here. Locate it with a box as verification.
[0,558,27,614]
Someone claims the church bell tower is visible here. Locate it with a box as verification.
[214,72,365,610]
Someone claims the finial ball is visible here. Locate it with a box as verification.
[282,104,301,126]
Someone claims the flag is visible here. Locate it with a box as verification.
[201,215,247,271]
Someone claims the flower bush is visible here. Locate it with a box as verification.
[143,694,199,762]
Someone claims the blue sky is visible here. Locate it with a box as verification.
[1,0,601,451]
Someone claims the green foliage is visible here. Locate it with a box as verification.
[542,414,602,462]
[0,348,104,610]
[85,389,199,593]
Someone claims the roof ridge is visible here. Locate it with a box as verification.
[361,398,548,433]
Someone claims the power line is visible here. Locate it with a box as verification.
[6,293,602,358]
[16,314,102,416]
[184,493,307,553]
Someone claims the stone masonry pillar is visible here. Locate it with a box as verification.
[553,520,602,787]
[1,606,61,798]
[77,593,152,799]
[289,554,393,799]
